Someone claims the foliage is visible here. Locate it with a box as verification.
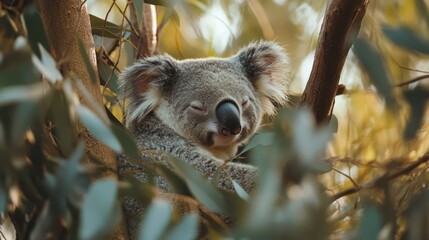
[0,0,429,240]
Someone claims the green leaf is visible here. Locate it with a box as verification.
[237,132,274,156]
[133,0,143,30]
[292,110,332,163]
[111,122,140,160]
[357,202,382,240]
[169,157,230,214]
[353,38,396,108]
[415,0,429,28]
[138,199,173,240]
[22,5,50,57]
[98,60,119,92]
[0,82,45,107]
[0,184,6,213]
[232,180,249,201]
[403,87,429,140]
[76,104,122,152]
[77,37,97,84]
[80,179,121,240]
[11,101,39,145]
[164,214,198,240]
[144,0,173,6]
[383,25,429,55]
[89,14,124,39]
[31,44,63,83]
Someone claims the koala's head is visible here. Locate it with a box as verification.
[119,41,290,159]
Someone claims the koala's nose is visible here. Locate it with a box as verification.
[216,101,242,136]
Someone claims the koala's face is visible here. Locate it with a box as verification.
[120,41,290,159]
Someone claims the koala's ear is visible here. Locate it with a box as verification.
[234,41,290,115]
[119,55,178,125]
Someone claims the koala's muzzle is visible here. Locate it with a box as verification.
[216,101,241,136]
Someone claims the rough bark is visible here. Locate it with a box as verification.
[130,3,157,59]
[37,0,128,239]
[299,0,370,124]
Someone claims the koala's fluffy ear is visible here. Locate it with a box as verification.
[234,41,290,116]
[119,55,178,125]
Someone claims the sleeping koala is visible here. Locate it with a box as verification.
[118,41,289,236]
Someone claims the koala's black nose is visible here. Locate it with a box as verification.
[216,101,242,136]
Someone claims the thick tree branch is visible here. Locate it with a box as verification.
[299,0,370,124]
[38,1,128,239]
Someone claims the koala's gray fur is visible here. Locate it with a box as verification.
[118,41,290,238]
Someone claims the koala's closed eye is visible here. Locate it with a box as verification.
[190,101,206,113]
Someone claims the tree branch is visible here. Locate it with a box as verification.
[299,0,370,124]
[331,152,429,202]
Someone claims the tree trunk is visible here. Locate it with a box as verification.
[299,0,370,124]
[37,0,128,239]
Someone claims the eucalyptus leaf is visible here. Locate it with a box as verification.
[353,38,396,108]
[133,0,143,30]
[164,214,198,240]
[237,132,274,156]
[403,87,429,140]
[292,110,332,163]
[0,185,6,213]
[23,6,50,57]
[31,44,62,83]
[80,179,121,240]
[110,122,139,160]
[169,157,230,214]
[138,199,173,240]
[415,0,429,29]
[77,37,97,84]
[76,105,122,152]
[357,202,382,240]
[382,25,429,55]
[89,14,124,39]
[98,60,119,92]
[0,82,45,107]
[232,180,249,201]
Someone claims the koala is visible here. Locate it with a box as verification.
[117,41,290,237]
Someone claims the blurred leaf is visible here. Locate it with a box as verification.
[98,60,119,92]
[0,82,45,107]
[0,185,6,213]
[382,25,429,55]
[164,214,198,240]
[144,0,173,6]
[357,202,382,240]
[31,44,62,84]
[23,6,50,57]
[74,79,109,123]
[80,179,121,240]
[111,122,139,160]
[89,14,124,39]
[51,142,86,212]
[353,38,397,108]
[11,101,39,145]
[404,190,429,240]
[237,131,274,156]
[133,0,143,30]
[403,87,429,140]
[169,156,234,215]
[232,180,249,201]
[292,110,332,164]
[328,114,338,133]
[415,0,429,28]
[48,89,75,156]
[0,51,39,87]
[138,199,173,240]
[76,104,122,152]
[77,37,97,84]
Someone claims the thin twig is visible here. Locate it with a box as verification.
[395,74,429,87]
[331,152,429,201]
